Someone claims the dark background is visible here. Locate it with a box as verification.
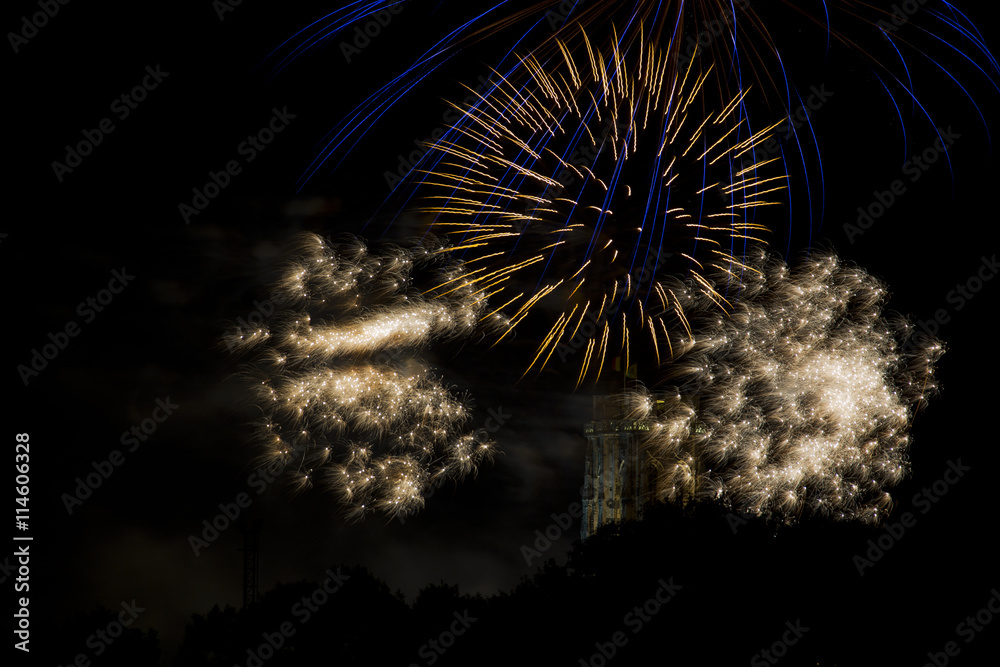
[6,1,999,665]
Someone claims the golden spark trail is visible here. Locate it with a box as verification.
[412,25,787,383]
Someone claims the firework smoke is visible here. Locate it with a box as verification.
[616,247,942,523]
[225,233,505,520]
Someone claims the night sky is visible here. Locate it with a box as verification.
[8,1,1000,665]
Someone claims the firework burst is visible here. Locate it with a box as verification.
[613,247,942,523]
[225,233,505,519]
[414,25,787,385]
[237,2,978,522]
[280,1,996,193]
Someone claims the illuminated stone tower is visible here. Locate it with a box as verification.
[581,393,704,539]
[581,395,657,540]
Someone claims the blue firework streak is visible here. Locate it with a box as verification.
[266,1,996,218]
[406,28,789,385]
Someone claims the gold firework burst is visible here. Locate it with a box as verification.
[414,24,788,386]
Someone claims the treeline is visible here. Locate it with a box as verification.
[42,502,982,666]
